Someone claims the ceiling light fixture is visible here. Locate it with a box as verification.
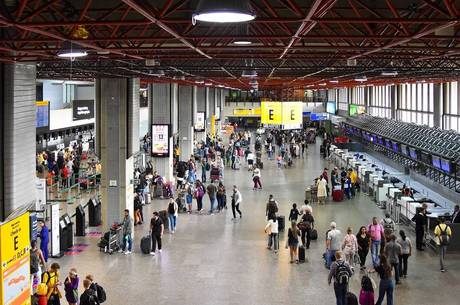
[195,80,205,84]
[234,40,252,45]
[204,82,213,86]
[149,69,165,77]
[193,0,255,24]
[319,83,327,86]
[329,80,339,84]
[354,76,367,82]
[57,41,87,58]
[241,70,257,77]
[381,71,398,76]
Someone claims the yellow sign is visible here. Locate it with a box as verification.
[261,102,282,124]
[282,102,303,124]
[232,108,261,117]
[35,101,49,107]
[0,212,31,305]
[211,115,216,138]
[261,101,302,125]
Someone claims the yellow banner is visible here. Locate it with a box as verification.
[232,108,261,117]
[211,115,216,137]
[282,102,303,124]
[261,102,282,124]
[0,212,30,305]
[35,101,49,107]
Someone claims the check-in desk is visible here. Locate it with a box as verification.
[387,188,402,221]
[368,173,379,198]
[377,183,393,206]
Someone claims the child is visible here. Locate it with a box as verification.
[276,155,282,169]
[359,275,375,305]
[344,176,352,200]
[288,203,300,222]
[186,185,193,214]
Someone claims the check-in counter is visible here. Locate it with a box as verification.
[372,177,385,202]
[387,188,402,220]
[368,173,379,197]
[377,183,393,205]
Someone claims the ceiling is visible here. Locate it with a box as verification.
[1,0,460,89]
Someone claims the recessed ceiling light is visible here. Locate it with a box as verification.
[354,76,367,82]
[319,83,326,86]
[204,82,213,86]
[193,0,255,23]
[329,80,339,83]
[381,71,398,76]
[195,80,205,84]
[234,40,252,45]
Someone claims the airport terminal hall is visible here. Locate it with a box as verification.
[2,1,460,305]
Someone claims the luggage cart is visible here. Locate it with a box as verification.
[98,225,122,254]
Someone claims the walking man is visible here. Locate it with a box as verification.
[412,203,428,251]
[231,185,242,219]
[434,217,452,272]
[328,251,353,305]
[206,182,218,214]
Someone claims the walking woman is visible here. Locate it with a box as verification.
[252,166,262,190]
[265,214,279,253]
[396,230,411,278]
[375,254,395,305]
[167,198,178,233]
[64,268,79,305]
[342,227,358,268]
[194,180,205,213]
[357,226,371,270]
[316,175,327,205]
[217,182,226,211]
[286,221,301,263]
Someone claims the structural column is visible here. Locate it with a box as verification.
[149,83,177,182]
[96,78,139,227]
[178,86,194,160]
[433,83,442,128]
[0,63,37,219]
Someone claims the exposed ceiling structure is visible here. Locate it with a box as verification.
[1,0,460,89]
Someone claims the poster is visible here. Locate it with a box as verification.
[35,178,46,212]
[50,204,60,257]
[215,106,221,121]
[151,124,170,157]
[125,156,134,216]
[72,100,94,120]
[195,112,205,131]
[0,212,30,305]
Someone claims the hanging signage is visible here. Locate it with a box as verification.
[232,108,261,117]
[36,101,50,129]
[310,113,329,121]
[151,124,170,157]
[0,212,30,305]
[349,104,366,116]
[261,101,302,125]
[215,106,221,121]
[210,115,216,138]
[72,100,94,120]
[261,102,282,124]
[195,112,205,132]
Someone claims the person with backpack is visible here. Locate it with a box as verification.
[150,211,164,256]
[41,263,62,305]
[359,275,375,305]
[30,240,46,294]
[265,195,279,218]
[381,213,395,241]
[167,198,178,233]
[288,203,300,222]
[80,279,99,305]
[298,207,314,249]
[286,221,301,264]
[375,254,394,305]
[434,217,452,272]
[328,251,353,305]
[384,234,402,284]
[85,274,106,304]
[64,268,79,305]
[265,213,279,253]
[194,180,205,213]
[396,230,412,278]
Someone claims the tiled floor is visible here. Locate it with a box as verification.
[52,142,460,305]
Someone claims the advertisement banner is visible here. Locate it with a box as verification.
[195,112,205,131]
[281,102,302,125]
[0,212,30,305]
[151,124,170,157]
[210,115,216,138]
[36,101,49,129]
[72,100,94,121]
[215,106,221,121]
[261,102,282,124]
[232,108,261,117]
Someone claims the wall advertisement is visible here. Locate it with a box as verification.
[151,124,170,157]
[195,112,205,132]
[0,212,30,305]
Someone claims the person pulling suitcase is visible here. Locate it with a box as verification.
[149,212,164,256]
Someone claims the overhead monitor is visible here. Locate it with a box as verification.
[441,158,451,173]
[72,100,94,120]
[36,101,50,129]
[400,144,408,155]
[409,148,418,159]
[432,156,441,169]
[326,102,336,114]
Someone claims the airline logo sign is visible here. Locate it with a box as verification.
[261,101,302,125]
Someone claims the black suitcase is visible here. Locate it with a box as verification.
[277,216,285,232]
[298,246,306,262]
[159,210,169,230]
[310,229,318,240]
[140,235,151,254]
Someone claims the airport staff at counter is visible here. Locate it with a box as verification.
[452,205,460,223]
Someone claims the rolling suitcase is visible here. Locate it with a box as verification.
[298,246,306,263]
[140,235,151,254]
[277,216,285,232]
[332,189,344,202]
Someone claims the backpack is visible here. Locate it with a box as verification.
[438,225,450,246]
[95,283,106,303]
[383,218,394,235]
[335,261,350,285]
[205,163,210,171]
[30,249,40,274]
